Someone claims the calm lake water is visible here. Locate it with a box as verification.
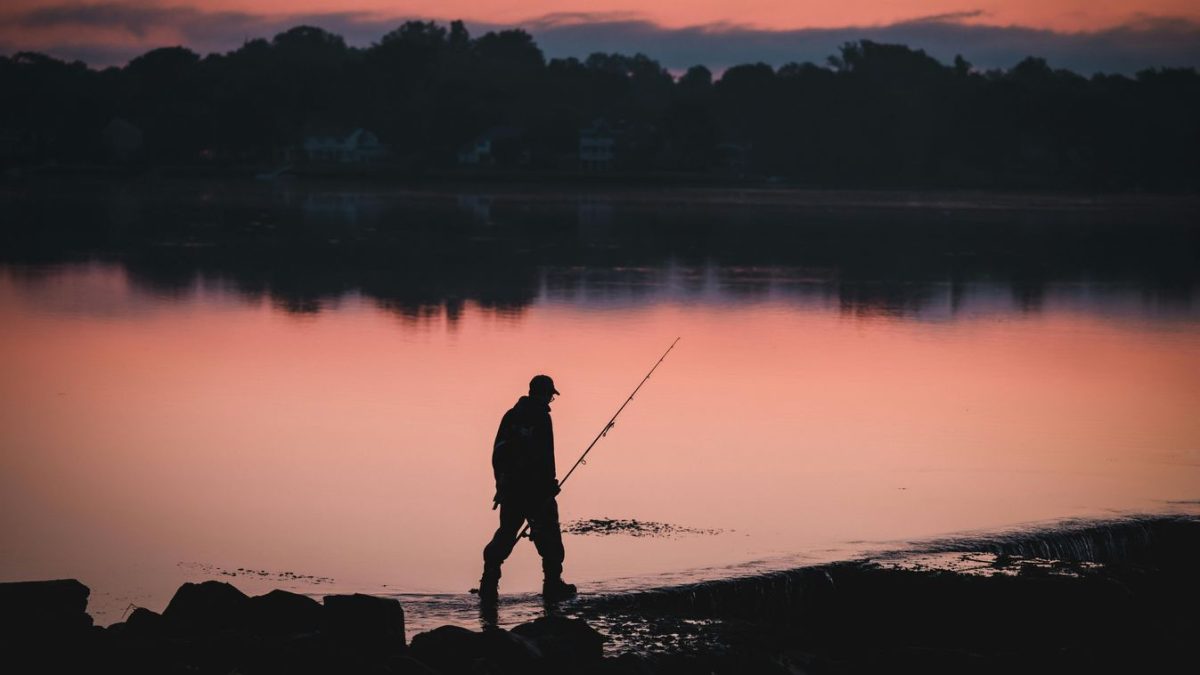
[1,184,1198,631]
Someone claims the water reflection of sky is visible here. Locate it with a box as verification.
[1,262,1198,631]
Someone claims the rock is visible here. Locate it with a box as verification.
[247,589,323,636]
[389,654,441,674]
[0,579,100,673]
[162,580,250,635]
[478,628,543,668]
[511,615,606,662]
[408,624,479,670]
[322,593,405,645]
[0,579,93,635]
[409,625,541,674]
[598,653,658,674]
[124,606,166,639]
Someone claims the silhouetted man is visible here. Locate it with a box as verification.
[479,375,577,603]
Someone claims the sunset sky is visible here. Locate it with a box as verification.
[3,1,1199,72]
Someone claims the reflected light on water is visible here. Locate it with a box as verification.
[1,263,1198,627]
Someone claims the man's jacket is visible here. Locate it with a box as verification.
[492,396,557,503]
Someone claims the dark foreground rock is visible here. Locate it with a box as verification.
[0,579,100,672]
[0,578,92,634]
[248,589,323,637]
[323,592,405,644]
[122,606,166,638]
[162,579,250,635]
[2,516,1197,674]
[578,516,1200,674]
[511,615,607,662]
[410,625,542,673]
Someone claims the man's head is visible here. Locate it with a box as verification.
[529,374,560,404]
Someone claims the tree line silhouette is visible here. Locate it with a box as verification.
[2,21,1198,189]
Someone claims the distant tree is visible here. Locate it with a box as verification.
[1009,56,1054,82]
[470,30,545,143]
[473,30,544,72]
[121,47,204,160]
[678,65,713,91]
[2,23,1197,188]
[125,47,199,78]
[448,20,470,49]
[953,54,972,77]
[271,26,348,56]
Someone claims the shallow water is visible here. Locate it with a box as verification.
[1,185,1198,631]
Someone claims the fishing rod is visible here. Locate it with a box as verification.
[517,336,680,542]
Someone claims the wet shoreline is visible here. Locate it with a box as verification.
[562,514,1200,653]
[4,514,1197,672]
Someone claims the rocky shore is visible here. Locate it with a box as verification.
[3,516,1197,674]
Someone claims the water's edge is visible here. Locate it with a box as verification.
[559,514,1200,654]
[4,513,1197,673]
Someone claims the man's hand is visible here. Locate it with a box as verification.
[493,474,510,508]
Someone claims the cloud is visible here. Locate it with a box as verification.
[891,10,987,26]
[16,3,199,38]
[2,2,1198,74]
[521,11,1200,74]
[524,12,644,29]
[6,3,395,48]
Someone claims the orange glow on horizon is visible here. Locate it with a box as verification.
[4,0,1195,71]
[42,1,1200,32]
[2,0,1199,56]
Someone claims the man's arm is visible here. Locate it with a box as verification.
[492,410,513,478]
[539,412,560,496]
[545,414,556,478]
[491,411,515,506]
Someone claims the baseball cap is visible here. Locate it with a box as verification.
[529,374,560,396]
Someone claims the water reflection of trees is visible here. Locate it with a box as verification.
[1,185,1196,322]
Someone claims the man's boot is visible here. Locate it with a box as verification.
[542,576,577,602]
[478,566,500,604]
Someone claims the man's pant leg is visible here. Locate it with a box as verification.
[482,501,527,574]
[528,498,565,579]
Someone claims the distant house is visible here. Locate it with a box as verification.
[302,129,388,163]
[579,120,616,171]
[457,127,525,166]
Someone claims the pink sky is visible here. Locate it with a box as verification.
[269,0,1198,30]
[4,0,1199,32]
